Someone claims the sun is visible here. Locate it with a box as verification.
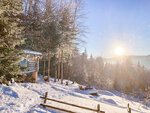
[115,47,124,56]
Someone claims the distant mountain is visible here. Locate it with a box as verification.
[104,55,150,70]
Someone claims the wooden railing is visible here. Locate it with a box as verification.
[40,92,133,113]
[40,92,105,113]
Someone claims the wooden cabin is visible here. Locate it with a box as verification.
[20,50,42,82]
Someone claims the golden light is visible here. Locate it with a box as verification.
[115,47,124,56]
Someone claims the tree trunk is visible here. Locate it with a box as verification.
[61,50,63,84]
[47,51,50,82]
[54,65,57,82]
[57,50,61,81]
[58,62,60,81]
[61,62,63,84]
[24,0,28,15]
[28,0,32,14]
[43,59,46,76]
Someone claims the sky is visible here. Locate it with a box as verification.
[82,0,150,57]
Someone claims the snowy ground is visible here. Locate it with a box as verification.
[0,76,150,113]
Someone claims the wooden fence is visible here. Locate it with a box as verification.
[40,92,105,113]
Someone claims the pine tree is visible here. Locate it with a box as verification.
[0,0,24,83]
[21,0,42,51]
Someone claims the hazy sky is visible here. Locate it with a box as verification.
[83,0,150,57]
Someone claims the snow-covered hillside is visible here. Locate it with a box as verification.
[0,76,150,113]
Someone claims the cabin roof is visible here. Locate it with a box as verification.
[24,50,42,56]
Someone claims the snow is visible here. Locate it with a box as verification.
[24,50,42,56]
[0,76,150,113]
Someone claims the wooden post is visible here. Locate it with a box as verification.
[127,103,131,113]
[33,57,39,83]
[44,92,48,104]
[97,104,100,113]
[47,51,50,82]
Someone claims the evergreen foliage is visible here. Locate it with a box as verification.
[0,0,24,83]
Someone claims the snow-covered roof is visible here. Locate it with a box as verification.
[24,50,42,56]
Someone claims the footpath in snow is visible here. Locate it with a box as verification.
[0,76,150,113]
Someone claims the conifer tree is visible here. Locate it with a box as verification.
[0,0,24,83]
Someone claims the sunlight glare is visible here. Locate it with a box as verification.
[115,47,124,56]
